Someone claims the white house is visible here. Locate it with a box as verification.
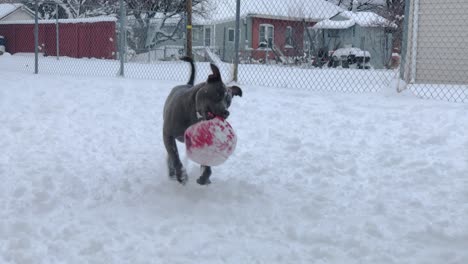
[310,2,395,69]
[0,3,34,22]
[401,0,468,85]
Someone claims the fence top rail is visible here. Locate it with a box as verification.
[0,16,117,25]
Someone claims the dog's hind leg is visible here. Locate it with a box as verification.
[196,165,212,185]
[164,135,188,184]
[166,155,176,180]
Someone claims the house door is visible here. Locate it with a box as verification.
[360,36,366,50]
[259,24,274,48]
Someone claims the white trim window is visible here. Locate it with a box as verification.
[285,26,293,47]
[192,27,201,42]
[228,28,235,42]
[259,24,274,48]
[204,27,211,46]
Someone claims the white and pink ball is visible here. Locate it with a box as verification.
[184,117,237,166]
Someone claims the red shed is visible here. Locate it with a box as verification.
[0,17,116,59]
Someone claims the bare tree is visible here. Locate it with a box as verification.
[21,0,112,19]
[325,0,382,11]
[374,0,405,51]
[123,0,211,54]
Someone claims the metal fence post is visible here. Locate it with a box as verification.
[182,12,186,56]
[34,0,39,74]
[222,27,226,61]
[399,0,411,88]
[147,47,151,63]
[233,0,241,82]
[56,3,59,60]
[118,0,125,77]
[410,0,420,84]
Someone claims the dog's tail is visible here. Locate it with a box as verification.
[180,56,195,86]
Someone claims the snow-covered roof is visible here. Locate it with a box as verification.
[0,3,24,20]
[312,10,393,29]
[196,0,346,24]
[0,16,117,25]
[312,19,355,29]
[340,11,390,27]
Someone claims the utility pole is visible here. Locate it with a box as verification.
[186,0,193,58]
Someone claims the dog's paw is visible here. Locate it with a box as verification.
[168,168,176,180]
[196,177,211,185]
[176,169,188,185]
[169,174,177,181]
[168,161,176,180]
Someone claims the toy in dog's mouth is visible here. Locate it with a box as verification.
[185,115,237,167]
[206,111,229,120]
[205,106,229,120]
[197,110,217,121]
[206,111,216,120]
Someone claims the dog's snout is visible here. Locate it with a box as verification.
[222,110,230,118]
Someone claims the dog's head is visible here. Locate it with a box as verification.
[195,63,242,120]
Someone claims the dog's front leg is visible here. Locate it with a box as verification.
[197,165,212,185]
[163,135,187,184]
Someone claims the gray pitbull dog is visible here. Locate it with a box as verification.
[163,57,242,185]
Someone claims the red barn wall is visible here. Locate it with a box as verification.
[0,21,116,59]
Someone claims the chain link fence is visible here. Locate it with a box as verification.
[0,0,466,101]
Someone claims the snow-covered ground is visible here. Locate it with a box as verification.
[1,55,468,264]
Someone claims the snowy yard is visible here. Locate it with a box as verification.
[0,56,468,264]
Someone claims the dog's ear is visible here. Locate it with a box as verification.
[207,63,222,83]
[229,86,242,97]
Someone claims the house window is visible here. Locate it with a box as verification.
[228,28,235,42]
[259,24,274,48]
[192,27,201,42]
[177,24,184,39]
[204,28,211,46]
[286,26,293,47]
[328,29,339,38]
